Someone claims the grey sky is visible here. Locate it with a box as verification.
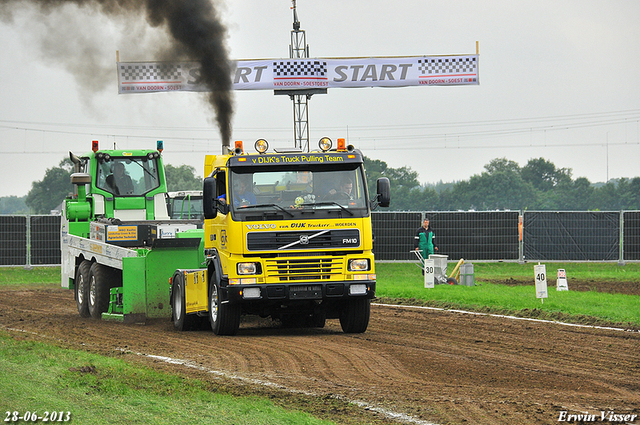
[1,0,639,198]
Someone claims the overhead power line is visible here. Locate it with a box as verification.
[0,108,638,153]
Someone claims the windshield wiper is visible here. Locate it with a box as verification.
[237,203,294,217]
[309,202,354,216]
[130,159,157,180]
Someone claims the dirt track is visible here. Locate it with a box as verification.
[1,287,639,425]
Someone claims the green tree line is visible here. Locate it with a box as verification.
[363,156,640,211]
[0,159,201,214]
[2,155,639,214]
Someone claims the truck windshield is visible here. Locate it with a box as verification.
[96,157,161,196]
[167,192,204,220]
[229,166,368,218]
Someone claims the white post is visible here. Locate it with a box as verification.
[424,258,435,289]
[534,263,548,304]
[556,269,569,291]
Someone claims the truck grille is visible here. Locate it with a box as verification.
[247,229,360,251]
[265,257,342,282]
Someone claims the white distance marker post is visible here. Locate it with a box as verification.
[534,263,548,304]
[556,269,569,291]
[424,258,435,289]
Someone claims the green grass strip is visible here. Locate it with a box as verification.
[0,266,60,287]
[0,333,334,425]
[376,263,640,326]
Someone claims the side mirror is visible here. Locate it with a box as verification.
[376,177,390,208]
[203,177,217,219]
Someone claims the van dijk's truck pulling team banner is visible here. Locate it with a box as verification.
[117,55,479,93]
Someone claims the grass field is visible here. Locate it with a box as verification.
[376,262,640,327]
[0,266,59,287]
[0,333,338,425]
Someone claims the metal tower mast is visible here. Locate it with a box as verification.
[275,1,326,151]
[290,1,309,151]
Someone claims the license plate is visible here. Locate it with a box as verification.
[290,285,322,299]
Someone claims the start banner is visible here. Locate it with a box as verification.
[117,55,478,93]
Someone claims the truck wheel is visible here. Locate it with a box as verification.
[88,263,111,319]
[75,260,91,318]
[171,272,198,331]
[339,298,370,333]
[209,281,240,336]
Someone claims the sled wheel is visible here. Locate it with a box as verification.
[171,272,198,331]
[88,263,112,319]
[75,260,92,318]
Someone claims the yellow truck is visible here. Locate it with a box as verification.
[170,137,390,335]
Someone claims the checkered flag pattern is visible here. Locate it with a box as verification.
[273,60,328,77]
[119,64,182,81]
[418,57,477,75]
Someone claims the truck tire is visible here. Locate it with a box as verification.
[171,272,199,331]
[75,260,91,318]
[209,280,240,336]
[339,298,370,333]
[88,263,111,319]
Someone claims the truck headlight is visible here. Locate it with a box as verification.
[318,137,332,152]
[348,259,370,271]
[237,262,257,275]
[254,139,269,153]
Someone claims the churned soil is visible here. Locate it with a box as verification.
[1,285,639,425]
[487,277,640,297]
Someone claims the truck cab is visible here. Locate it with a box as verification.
[171,137,390,335]
[64,141,170,239]
[166,191,204,220]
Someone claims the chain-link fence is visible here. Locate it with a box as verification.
[2,211,639,266]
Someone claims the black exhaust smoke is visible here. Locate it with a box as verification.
[1,0,234,149]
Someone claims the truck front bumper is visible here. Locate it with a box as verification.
[224,280,375,303]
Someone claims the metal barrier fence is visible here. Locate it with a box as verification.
[0,215,60,266]
[1,211,639,266]
[523,211,620,261]
[0,216,28,266]
[30,215,62,265]
[623,211,640,261]
[372,210,640,263]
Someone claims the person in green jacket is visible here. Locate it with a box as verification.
[414,217,438,262]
